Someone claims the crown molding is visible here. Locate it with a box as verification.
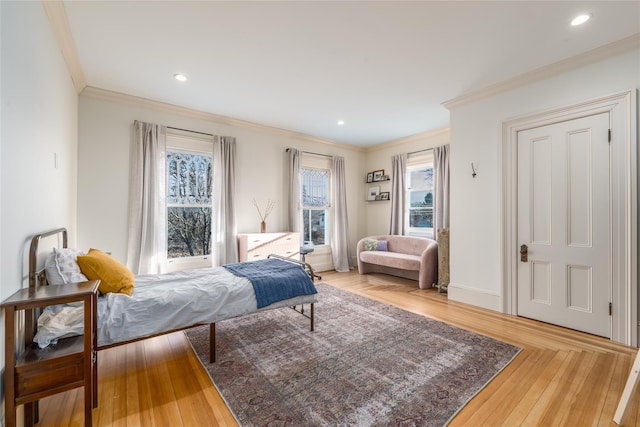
[81,86,365,151]
[42,0,86,94]
[443,33,640,110]
[365,126,450,153]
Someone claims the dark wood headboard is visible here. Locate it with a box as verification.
[28,227,68,288]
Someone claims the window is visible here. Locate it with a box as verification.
[300,155,331,246]
[166,133,213,269]
[406,151,434,237]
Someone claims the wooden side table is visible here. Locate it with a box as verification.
[2,280,99,427]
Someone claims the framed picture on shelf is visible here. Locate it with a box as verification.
[379,192,390,200]
[373,170,385,181]
[367,186,380,201]
[366,172,374,183]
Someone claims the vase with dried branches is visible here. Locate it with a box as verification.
[252,199,275,233]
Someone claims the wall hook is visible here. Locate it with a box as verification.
[471,162,477,178]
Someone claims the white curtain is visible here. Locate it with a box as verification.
[212,136,238,265]
[287,148,301,232]
[331,156,353,272]
[389,153,406,235]
[126,120,167,275]
[433,145,450,234]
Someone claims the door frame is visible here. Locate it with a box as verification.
[501,90,637,346]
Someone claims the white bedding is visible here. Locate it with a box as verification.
[34,266,317,348]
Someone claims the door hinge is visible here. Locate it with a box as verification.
[609,302,612,316]
[608,129,612,143]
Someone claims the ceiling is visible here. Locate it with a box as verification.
[62,1,640,147]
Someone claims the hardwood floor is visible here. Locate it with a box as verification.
[35,270,639,426]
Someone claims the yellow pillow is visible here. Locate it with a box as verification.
[77,248,134,296]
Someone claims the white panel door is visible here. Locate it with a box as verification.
[517,112,611,337]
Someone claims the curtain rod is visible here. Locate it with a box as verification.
[167,126,214,137]
[407,148,434,156]
[286,148,332,158]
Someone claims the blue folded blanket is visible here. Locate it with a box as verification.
[223,258,317,308]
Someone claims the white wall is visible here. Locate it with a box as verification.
[0,0,78,396]
[448,49,640,311]
[77,94,365,271]
[363,130,450,237]
[77,94,456,275]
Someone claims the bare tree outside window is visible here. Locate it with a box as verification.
[167,151,212,259]
[301,168,330,245]
[408,166,433,229]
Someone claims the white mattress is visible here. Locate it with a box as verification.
[34,266,317,348]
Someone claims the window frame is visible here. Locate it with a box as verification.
[165,132,214,271]
[405,150,435,239]
[300,154,332,248]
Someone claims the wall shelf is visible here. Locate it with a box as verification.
[365,169,390,183]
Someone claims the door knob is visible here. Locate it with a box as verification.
[520,244,528,262]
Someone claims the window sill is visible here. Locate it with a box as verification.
[166,256,211,272]
[406,230,434,239]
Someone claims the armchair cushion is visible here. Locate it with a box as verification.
[362,239,389,252]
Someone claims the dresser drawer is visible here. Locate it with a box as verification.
[242,233,290,249]
[246,243,299,260]
[238,233,300,261]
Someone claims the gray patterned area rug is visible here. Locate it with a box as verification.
[185,283,521,426]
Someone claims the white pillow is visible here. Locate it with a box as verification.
[45,254,66,285]
[53,248,88,284]
[34,303,84,348]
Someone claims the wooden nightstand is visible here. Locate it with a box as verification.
[2,280,99,427]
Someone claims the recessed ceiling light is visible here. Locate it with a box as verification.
[174,73,188,82]
[337,120,345,126]
[571,14,591,26]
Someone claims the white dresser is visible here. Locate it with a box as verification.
[237,232,300,262]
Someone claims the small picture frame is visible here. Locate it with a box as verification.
[366,172,374,183]
[367,186,380,201]
[379,192,390,200]
[373,170,385,181]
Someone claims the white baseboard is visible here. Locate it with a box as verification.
[312,262,335,273]
[447,283,503,313]
[301,251,357,274]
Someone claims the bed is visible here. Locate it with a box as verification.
[27,228,318,365]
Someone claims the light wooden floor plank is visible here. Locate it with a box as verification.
[164,332,223,426]
[95,343,117,426]
[476,350,566,426]
[599,353,632,427]
[141,336,184,426]
[499,350,572,425]
[570,351,618,426]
